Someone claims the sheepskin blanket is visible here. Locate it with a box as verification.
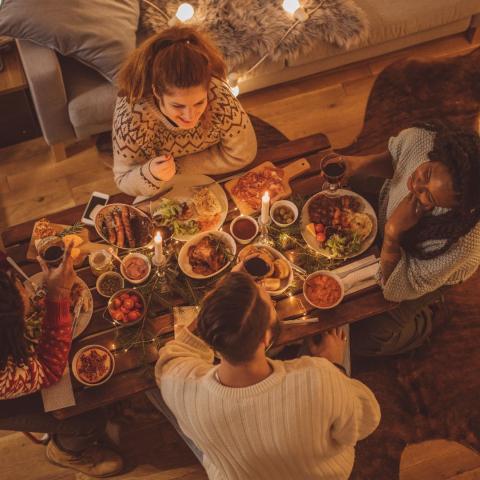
[140,0,369,72]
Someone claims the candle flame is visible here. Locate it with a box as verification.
[155,231,162,243]
[262,191,270,201]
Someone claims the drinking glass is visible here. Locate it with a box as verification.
[320,152,346,192]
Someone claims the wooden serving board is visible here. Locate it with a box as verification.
[224,158,311,215]
[27,222,105,267]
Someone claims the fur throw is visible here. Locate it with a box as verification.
[140,0,369,72]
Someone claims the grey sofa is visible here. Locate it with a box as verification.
[17,0,480,160]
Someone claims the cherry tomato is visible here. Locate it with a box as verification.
[120,305,130,314]
[113,298,121,308]
[110,309,124,322]
[134,302,143,310]
[119,293,130,301]
[130,294,140,303]
[316,232,326,242]
[315,223,325,233]
[123,298,135,310]
[127,310,141,322]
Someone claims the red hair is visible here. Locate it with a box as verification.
[117,26,227,103]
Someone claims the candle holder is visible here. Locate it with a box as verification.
[257,217,272,245]
[152,254,169,293]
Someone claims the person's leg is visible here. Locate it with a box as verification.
[146,389,203,464]
[0,408,106,453]
[351,290,442,356]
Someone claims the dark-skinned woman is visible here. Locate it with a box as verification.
[333,122,480,356]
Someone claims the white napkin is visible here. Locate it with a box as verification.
[333,255,379,295]
[173,306,199,337]
[41,365,76,412]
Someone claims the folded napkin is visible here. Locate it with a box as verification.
[41,365,76,412]
[333,255,380,295]
[173,306,199,337]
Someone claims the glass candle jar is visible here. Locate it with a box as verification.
[88,249,113,277]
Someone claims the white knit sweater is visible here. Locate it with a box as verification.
[112,76,257,197]
[378,127,480,302]
[155,326,381,480]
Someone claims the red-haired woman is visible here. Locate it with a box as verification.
[113,26,257,197]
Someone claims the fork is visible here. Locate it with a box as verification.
[6,256,39,292]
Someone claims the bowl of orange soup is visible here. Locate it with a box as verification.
[303,270,344,310]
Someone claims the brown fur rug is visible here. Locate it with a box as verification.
[345,48,480,479]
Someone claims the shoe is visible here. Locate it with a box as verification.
[46,439,124,477]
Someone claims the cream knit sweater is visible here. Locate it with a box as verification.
[112,76,257,197]
[378,127,480,302]
[155,326,381,480]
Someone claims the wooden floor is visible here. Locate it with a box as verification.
[1,32,480,479]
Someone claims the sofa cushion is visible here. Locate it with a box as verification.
[0,0,139,82]
[288,0,480,67]
[60,56,117,138]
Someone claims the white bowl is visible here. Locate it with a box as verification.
[120,253,151,285]
[229,215,259,245]
[72,345,115,387]
[178,231,236,279]
[303,270,345,310]
[270,200,298,227]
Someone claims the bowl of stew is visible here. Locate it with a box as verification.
[303,270,344,310]
[120,253,151,285]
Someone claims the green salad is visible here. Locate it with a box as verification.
[325,232,362,258]
[152,198,200,236]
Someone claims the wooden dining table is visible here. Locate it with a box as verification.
[1,133,397,420]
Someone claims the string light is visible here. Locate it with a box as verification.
[282,0,308,21]
[168,2,195,25]
[228,73,240,97]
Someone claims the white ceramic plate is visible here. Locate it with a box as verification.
[150,174,229,242]
[27,273,93,339]
[300,189,378,259]
[71,344,115,387]
[178,231,236,279]
[238,243,294,296]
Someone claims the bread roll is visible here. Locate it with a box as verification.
[273,259,290,279]
[260,278,281,291]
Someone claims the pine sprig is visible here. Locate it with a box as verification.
[57,222,85,237]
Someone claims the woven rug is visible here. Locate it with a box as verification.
[140,0,369,72]
[345,48,480,479]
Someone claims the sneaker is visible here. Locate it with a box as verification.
[46,439,123,477]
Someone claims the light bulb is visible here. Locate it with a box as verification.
[176,3,194,22]
[282,0,300,14]
[231,85,240,97]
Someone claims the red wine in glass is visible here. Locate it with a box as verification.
[321,153,346,191]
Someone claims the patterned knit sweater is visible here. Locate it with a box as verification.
[112,76,257,197]
[378,127,480,302]
[0,299,72,399]
[155,326,381,480]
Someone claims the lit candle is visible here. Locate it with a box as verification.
[154,231,163,264]
[261,191,270,225]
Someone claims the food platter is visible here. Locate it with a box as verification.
[95,203,153,250]
[150,174,228,242]
[238,244,293,296]
[72,344,115,387]
[25,273,93,341]
[300,189,378,259]
[178,231,236,279]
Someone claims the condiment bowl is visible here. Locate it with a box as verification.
[72,344,115,387]
[96,271,124,298]
[229,215,259,245]
[303,270,345,310]
[120,253,151,285]
[270,200,298,227]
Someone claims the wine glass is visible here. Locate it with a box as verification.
[320,152,346,192]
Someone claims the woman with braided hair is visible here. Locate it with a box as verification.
[0,248,124,477]
[327,122,480,355]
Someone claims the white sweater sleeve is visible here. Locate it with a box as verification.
[381,222,480,302]
[155,325,214,384]
[327,365,381,445]
[112,96,169,197]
